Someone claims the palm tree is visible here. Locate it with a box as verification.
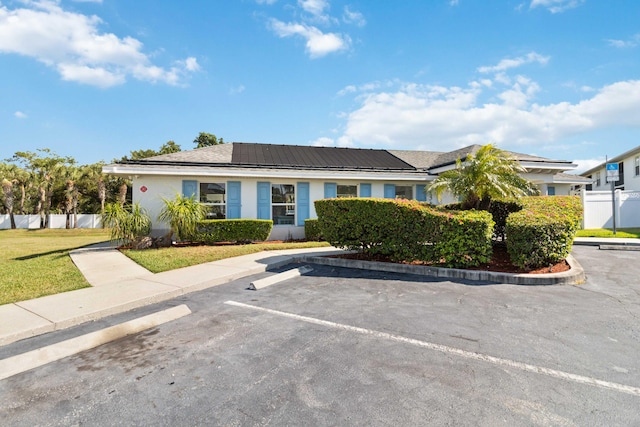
[1,178,16,229]
[158,194,206,242]
[427,144,539,210]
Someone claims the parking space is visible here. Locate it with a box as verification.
[2,246,640,425]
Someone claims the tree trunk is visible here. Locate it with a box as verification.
[118,183,128,206]
[72,189,79,228]
[36,186,45,228]
[18,183,26,215]
[65,180,73,229]
[98,179,106,213]
[1,179,16,229]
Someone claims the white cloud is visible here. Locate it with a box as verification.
[343,6,366,27]
[269,19,349,58]
[311,137,334,146]
[331,78,640,154]
[71,0,103,3]
[256,0,277,4]
[478,52,549,74]
[230,84,245,95]
[0,0,198,87]
[449,0,460,5]
[607,34,640,48]
[298,0,329,17]
[14,111,27,119]
[572,158,605,174]
[529,0,584,13]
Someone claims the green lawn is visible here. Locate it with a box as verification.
[122,241,330,273]
[0,229,330,304]
[576,228,640,238]
[0,229,111,305]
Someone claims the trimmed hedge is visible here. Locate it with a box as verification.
[304,218,324,241]
[506,196,582,269]
[315,198,494,267]
[195,219,273,244]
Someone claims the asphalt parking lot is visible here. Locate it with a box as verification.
[2,245,640,426]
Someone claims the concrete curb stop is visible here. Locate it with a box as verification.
[250,266,313,290]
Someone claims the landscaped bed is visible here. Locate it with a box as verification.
[329,242,570,275]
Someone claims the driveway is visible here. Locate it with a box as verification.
[1,245,639,426]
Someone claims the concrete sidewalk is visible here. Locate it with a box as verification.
[0,244,343,347]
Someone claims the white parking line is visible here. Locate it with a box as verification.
[224,300,640,397]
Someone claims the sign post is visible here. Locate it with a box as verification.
[606,163,619,234]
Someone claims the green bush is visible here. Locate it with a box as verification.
[195,219,273,244]
[506,196,582,269]
[315,198,493,267]
[304,218,324,241]
[101,202,151,245]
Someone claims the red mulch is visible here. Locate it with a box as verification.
[330,243,570,275]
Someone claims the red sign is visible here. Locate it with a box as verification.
[140,186,148,193]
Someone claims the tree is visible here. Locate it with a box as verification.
[158,193,206,242]
[118,140,181,162]
[427,144,539,210]
[159,140,181,154]
[193,132,224,148]
[1,178,16,229]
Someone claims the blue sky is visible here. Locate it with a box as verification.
[1,0,639,172]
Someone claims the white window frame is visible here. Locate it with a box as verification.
[200,182,226,219]
[337,184,358,198]
[635,156,639,177]
[395,185,413,200]
[271,183,295,226]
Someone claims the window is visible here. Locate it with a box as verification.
[547,186,556,196]
[200,182,225,219]
[596,172,601,187]
[337,184,357,198]
[272,184,295,225]
[635,156,639,177]
[395,185,413,199]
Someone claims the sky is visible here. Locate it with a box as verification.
[1,0,639,173]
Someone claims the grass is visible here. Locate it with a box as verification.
[576,228,640,238]
[122,241,331,273]
[0,229,111,305]
[0,229,329,304]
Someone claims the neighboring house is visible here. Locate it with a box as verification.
[103,143,581,240]
[579,145,640,191]
[578,145,640,229]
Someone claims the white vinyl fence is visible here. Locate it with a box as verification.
[581,189,640,229]
[0,214,102,229]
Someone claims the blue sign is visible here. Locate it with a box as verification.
[606,163,619,182]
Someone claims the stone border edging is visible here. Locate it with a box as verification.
[294,254,585,286]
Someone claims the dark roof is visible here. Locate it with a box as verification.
[231,143,415,170]
[122,142,573,173]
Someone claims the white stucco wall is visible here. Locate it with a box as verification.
[132,176,433,239]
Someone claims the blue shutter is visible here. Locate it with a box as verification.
[360,183,371,197]
[297,182,310,226]
[182,180,197,198]
[257,182,271,219]
[384,184,396,199]
[548,186,556,196]
[324,182,337,198]
[416,184,427,202]
[227,181,241,218]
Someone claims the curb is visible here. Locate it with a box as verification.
[295,254,586,286]
[0,304,191,381]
